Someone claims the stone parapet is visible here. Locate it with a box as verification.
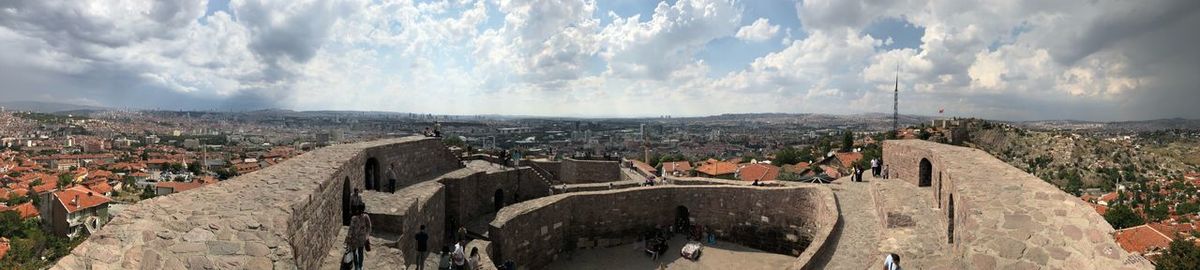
[487,185,837,270]
[52,136,463,269]
[558,158,620,184]
[882,139,1152,269]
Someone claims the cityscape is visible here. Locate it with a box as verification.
[2,0,1199,269]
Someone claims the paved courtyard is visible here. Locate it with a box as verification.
[543,236,796,270]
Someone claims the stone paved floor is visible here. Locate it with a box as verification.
[871,176,958,269]
[320,226,408,270]
[544,236,796,270]
[814,176,882,270]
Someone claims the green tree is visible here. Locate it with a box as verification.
[1177,202,1200,216]
[1064,171,1083,196]
[187,161,203,175]
[140,185,157,200]
[1103,204,1145,229]
[841,131,854,152]
[1156,237,1200,270]
[168,163,184,172]
[1147,203,1171,222]
[773,147,803,165]
[56,173,74,189]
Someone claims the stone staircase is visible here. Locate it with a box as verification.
[527,162,562,193]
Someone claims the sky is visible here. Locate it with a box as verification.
[0,0,1198,121]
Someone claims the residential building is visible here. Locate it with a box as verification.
[50,186,112,238]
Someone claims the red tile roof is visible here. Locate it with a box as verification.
[834,152,863,168]
[54,186,112,214]
[696,161,738,176]
[1098,192,1118,203]
[660,161,692,174]
[0,237,9,261]
[1091,203,1108,216]
[0,188,8,200]
[782,162,810,173]
[1114,224,1174,255]
[156,181,209,194]
[738,163,781,182]
[3,202,40,220]
[631,160,657,175]
[86,181,113,195]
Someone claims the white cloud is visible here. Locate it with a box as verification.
[0,0,1196,120]
[735,18,780,42]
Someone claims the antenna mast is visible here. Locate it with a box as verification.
[893,65,899,134]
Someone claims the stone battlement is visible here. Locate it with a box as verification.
[52,136,463,270]
[487,184,838,270]
[882,139,1152,269]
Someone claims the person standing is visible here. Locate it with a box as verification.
[415,225,430,270]
[855,165,865,182]
[350,188,364,211]
[883,253,902,270]
[437,246,452,270]
[345,205,372,270]
[467,247,480,270]
[451,240,467,270]
[870,158,879,177]
[457,226,469,243]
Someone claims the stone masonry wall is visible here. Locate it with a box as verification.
[526,159,561,180]
[557,158,620,184]
[882,139,1152,269]
[488,185,837,270]
[53,136,463,270]
[439,167,551,234]
[362,180,447,265]
[368,138,465,190]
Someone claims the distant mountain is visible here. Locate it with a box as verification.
[1018,118,1200,131]
[0,101,112,113]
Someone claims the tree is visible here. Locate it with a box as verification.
[1064,171,1083,196]
[57,173,74,189]
[841,131,854,152]
[187,161,203,175]
[773,147,803,165]
[168,163,184,173]
[1156,238,1200,270]
[140,185,157,200]
[1147,203,1171,222]
[1103,204,1145,229]
[1177,202,1200,216]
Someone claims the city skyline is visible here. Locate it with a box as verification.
[1,0,1198,121]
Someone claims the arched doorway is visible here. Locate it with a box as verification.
[365,158,380,191]
[918,158,932,187]
[493,189,505,212]
[947,194,955,244]
[675,206,691,232]
[342,176,351,225]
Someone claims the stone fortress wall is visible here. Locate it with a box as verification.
[882,140,1152,269]
[52,136,466,269]
[557,158,621,183]
[487,185,838,270]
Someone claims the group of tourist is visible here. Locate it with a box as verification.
[851,158,888,182]
[424,121,443,137]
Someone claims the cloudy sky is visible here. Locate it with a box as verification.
[1,0,1197,121]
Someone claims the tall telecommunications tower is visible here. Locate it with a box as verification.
[893,66,899,134]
